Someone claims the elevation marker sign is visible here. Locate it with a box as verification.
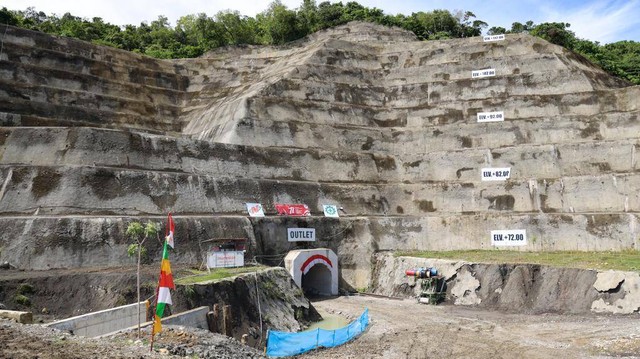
[491,229,527,246]
[481,167,511,181]
[483,34,505,42]
[472,68,496,78]
[477,111,505,123]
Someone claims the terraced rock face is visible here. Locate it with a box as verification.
[0,22,638,290]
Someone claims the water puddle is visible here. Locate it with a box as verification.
[304,309,350,331]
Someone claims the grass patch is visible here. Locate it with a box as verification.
[17,283,34,295]
[175,266,266,285]
[14,294,31,306]
[397,249,640,271]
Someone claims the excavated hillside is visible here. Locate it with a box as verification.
[0,22,639,291]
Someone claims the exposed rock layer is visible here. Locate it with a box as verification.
[371,253,640,315]
[0,22,638,292]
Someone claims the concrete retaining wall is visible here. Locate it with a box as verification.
[45,301,148,337]
[160,306,209,330]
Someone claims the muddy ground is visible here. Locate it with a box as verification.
[3,266,640,358]
[2,294,640,358]
[301,295,640,359]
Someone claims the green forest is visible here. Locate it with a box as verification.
[1,0,638,84]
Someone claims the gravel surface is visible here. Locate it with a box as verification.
[299,295,640,359]
[0,318,265,359]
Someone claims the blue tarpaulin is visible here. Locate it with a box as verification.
[266,309,369,357]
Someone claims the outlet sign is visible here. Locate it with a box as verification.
[287,228,316,242]
[483,34,505,42]
[477,111,504,123]
[481,167,511,181]
[491,229,527,246]
[472,68,496,78]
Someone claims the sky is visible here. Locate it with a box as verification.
[3,0,640,44]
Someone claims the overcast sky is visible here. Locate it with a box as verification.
[4,0,640,43]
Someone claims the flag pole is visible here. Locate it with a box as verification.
[149,212,173,352]
[149,326,156,352]
[149,252,161,352]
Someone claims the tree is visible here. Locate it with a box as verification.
[530,22,576,49]
[19,7,48,29]
[454,10,486,37]
[216,10,258,45]
[126,221,159,338]
[258,1,301,45]
[297,0,319,34]
[488,26,507,35]
[603,41,640,83]
[509,20,535,33]
[0,7,21,26]
[404,10,460,40]
[6,3,637,85]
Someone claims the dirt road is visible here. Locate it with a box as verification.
[301,295,640,359]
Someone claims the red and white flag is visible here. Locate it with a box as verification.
[165,213,175,248]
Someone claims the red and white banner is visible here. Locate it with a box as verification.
[275,204,311,216]
[207,251,245,268]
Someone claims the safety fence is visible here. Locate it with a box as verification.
[265,309,369,357]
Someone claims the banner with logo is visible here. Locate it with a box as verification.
[323,205,339,218]
[207,251,245,268]
[275,204,311,216]
[246,203,265,217]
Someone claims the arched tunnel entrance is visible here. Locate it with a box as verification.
[284,248,338,296]
[301,262,332,296]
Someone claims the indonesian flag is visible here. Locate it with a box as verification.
[152,217,176,336]
[165,213,175,248]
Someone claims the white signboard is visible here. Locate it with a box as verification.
[477,111,505,123]
[472,68,496,78]
[491,229,527,246]
[246,203,265,217]
[483,34,505,42]
[287,228,316,242]
[481,167,511,181]
[207,251,245,268]
[323,205,339,218]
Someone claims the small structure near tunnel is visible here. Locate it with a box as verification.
[284,249,338,296]
[204,238,246,269]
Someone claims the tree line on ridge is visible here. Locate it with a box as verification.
[1,0,638,84]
